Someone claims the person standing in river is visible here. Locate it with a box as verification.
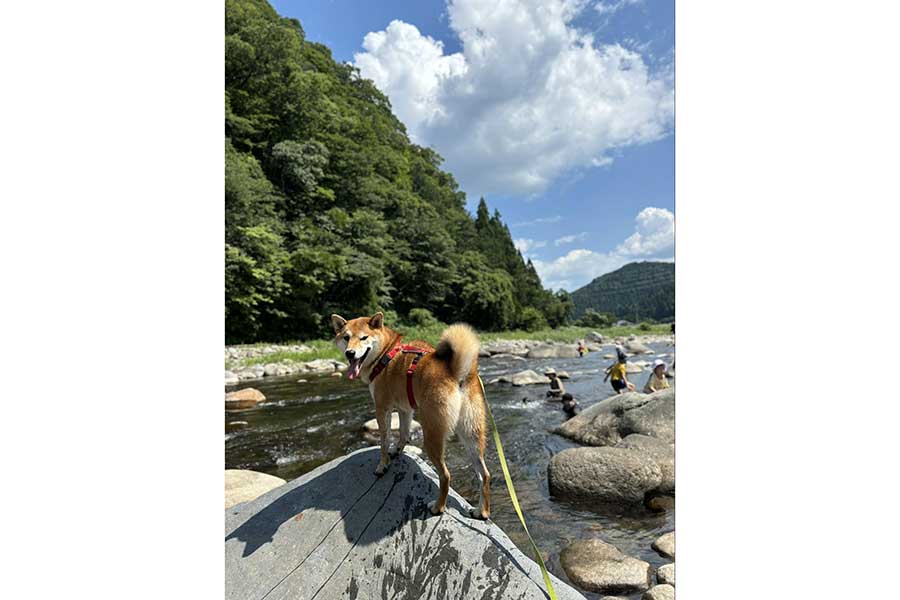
[545,368,565,399]
[577,340,586,357]
[604,347,635,394]
[643,359,670,393]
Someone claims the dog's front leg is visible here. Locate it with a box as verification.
[374,408,391,476]
[391,410,411,458]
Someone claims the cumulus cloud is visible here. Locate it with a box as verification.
[533,207,673,290]
[354,0,673,197]
[555,232,588,246]
[513,238,547,256]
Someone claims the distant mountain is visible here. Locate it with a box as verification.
[571,262,675,321]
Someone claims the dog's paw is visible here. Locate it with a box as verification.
[374,463,387,477]
[428,500,444,516]
[468,508,489,521]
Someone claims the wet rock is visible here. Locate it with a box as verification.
[491,353,527,362]
[643,584,675,600]
[528,343,580,359]
[548,447,663,504]
[482,339,533,356]
[652,531,675,559]
[625,362,643,374]
[588,331,604,343]
[224,447,586,600]
[403,445,423,456]
[645,495,676,512]
[626,340,652,355]
[263,363,292,377]
[603,353,615,359]
[657,563,675,586]
[330,371,342,378]
[296,379,308,383]
[362,412,422,433]
[557,371,571,380]
[559,539,652,594]
[235,365,265,380]
[478,347,491,357]
[555,389,674,447]
[495,369,551,386]
[226,388,266,410]
[225,370,239,385]
[616,434,674,492]
[226,421,249,432]
[300,358,346,374]
[224,469,286,509]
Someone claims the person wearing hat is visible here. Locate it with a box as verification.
[643,359,670,393]
[604,347,636,393]
[545,368,565,399]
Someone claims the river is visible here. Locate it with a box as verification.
[225,341,675,599]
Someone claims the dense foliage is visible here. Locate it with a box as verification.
[225,0,571,343]
[570,262,675,322]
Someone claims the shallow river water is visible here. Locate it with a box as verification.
[225,341,675,599]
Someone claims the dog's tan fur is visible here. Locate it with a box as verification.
[331,312,491,519]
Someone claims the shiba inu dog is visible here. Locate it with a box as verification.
[331,312,491,519]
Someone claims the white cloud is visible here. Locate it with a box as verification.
[354,0,673,197]
[512,215,563,227]
[594,0,641,17]
[533,207,673,289]
[555,232,588,246]
[513,238,547,256]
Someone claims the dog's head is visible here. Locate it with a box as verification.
[331,312,387,380]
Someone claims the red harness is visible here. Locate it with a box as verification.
[368,336,429,409]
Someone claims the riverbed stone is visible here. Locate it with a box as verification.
[362,412,422,433]
[496,369,551,386]
[226,388,266,410]
[657,563,675,586]
[528,343,580,359]
[625,362,643,374]
[652,531,675,559]
[588,331,604,343]
[482,339,533,356]
[616,434,674,492]
[548,447,663,504]
[225,447,586,600]
[235,365,265,380]
[626,340,653,355]
[225,469,286,509]
[555,389,675,447]
[301,358,346,374]
[263,362,293,377]
[646,495,675,512]
[225,370,239,385]
[643,584,675,600]
[491,353,527,362]
[559,539,652,594]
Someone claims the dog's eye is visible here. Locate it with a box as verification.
[360,335,368,341]
[343,334,350,341]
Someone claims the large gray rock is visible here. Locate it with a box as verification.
[225,370,239,386]
[548,447,663,504]
[300,358,346,374]
[482,340,533,356]
[657,563,675,586]
[528,343,580,359]
[263,362,293,377]
[652,531,675,560]
[626,340,652,355]
[560,539,652,594]
[555,388,675,447]
[616,434,675,493]
[643,584,675,600]
[225,447,585,600]
[225,470,286,509]
[588,331,604,343]
[496,369,551,386]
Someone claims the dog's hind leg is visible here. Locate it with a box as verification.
[423,428,451,516]
[391,410,411,458]
[456,390,491,520]
[374,408,392,477]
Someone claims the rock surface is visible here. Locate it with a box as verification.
[643,584,675,600]
[657,563,675,586]
[626,340,653,355]
[555,388,675,446]
[528,343,580,359]
[652,531,675,559]
[363,412,422,433]
[588,331,604,343]
[225,370,239,385]
[548,447,663,504]
[495,369,551,386]
[225,469,286,509]
[225,447,585,600]
[226,388,266,410]
[615,434,674,492]
[559,539,652,594]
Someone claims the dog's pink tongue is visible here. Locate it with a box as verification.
[348,359,362,380]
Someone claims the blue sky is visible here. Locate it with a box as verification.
[272,0,674,291]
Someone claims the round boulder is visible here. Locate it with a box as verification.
[362,413,422,433]
[509,369,551,386]
[560,539,652,594]
[225,388,266,410]
[549,447,663,504]
[643,584,675,600]
[652,531,675,559]
[224,370,239,385]
[225,469,286,509]
[657,563,675,586]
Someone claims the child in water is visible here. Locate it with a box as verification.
[604,347,635,393]
[545,368,565,399]
[561,393,579,418]
[577,341,586,357]
[643,359,670,393]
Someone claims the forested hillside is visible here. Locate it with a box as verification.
[571,262,674,321]
[225,0,571,343]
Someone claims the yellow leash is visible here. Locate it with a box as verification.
[478,375,559,600]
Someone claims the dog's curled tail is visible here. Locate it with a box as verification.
[434,323,480,383]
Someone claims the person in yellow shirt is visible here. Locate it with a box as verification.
[604,347,635,393]
[643,359,671,393]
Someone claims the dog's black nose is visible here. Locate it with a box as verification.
[345,349,356,359]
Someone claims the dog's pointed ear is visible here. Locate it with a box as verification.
[369,312,384,329]
[331,314,347,334]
